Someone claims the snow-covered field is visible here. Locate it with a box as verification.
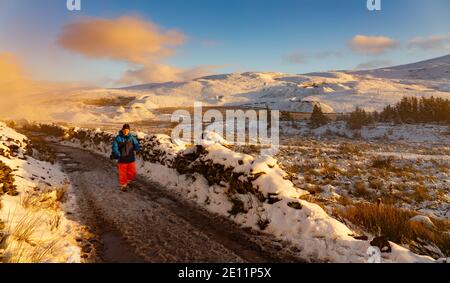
[24,123,449,263]
[273,136,449,219]
[263,122,449,259]
[282,121,450,146]
[0,122,81,263]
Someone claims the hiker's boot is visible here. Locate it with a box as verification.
[120,185,128,192]
[127,180,137,189]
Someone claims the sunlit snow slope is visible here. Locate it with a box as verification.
[17,54,450,124]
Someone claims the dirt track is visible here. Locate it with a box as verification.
[50,143,305,263]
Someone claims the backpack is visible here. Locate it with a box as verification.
[110,139,126,160]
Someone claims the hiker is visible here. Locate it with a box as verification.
[111,124,141,191]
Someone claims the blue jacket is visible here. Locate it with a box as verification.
[112,130,141,163]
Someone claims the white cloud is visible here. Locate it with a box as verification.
[58,15,216,84]
[408,35,450,51]
[349,35,398,54]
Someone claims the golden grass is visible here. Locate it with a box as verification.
[336,202,450,258]
[0,209,62,263]
[11,213,43,243]
[410,185,432,202]
[342,164,364,178]
[339,143,362,156]
[48,215,61,232]
[368,177,384,191]
[306,184,323,195]
[321,164,342,178]
[21,185,68,211]
[28,239,59,263]
[1,184,68,263]
[283,163,304,175]
[371,156,395,170]
[2,237,60,263]
[353,181,371,198]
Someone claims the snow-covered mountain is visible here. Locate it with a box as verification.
[354,54,450,81]
[23,54,450,124]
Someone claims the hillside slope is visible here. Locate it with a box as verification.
[10,55,450,124]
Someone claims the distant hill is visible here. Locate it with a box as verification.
[354,54,450,80]
[24,55,450,124]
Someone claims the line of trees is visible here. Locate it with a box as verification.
[378,96,450,124]
[341,96,450,130]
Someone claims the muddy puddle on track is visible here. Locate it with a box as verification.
[101,231,145,263]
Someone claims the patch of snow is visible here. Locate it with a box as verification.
[409,215,436,229]
[0,122,81,263]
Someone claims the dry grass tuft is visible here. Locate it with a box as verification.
[21,184,68,211]
[353,181,371,197]
[11,213,43,243]
[48,215,62,232]
[368,177,384,191]
[339,143,362,156]
[28,239,59,263]
[410,185,432,202]
[306,184,323,195]
[371,156,395,170]
[336,202,450,258]
[0,210,61,263]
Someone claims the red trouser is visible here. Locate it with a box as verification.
[118,162,137,186]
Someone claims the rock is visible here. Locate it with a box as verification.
[370,236,392,253]
[267,193,281,204]
[82,244,92,254]
[83,232,95,241]
[257,218,270,230]
[409,215,435,229]
[287,202,303,210]
[353,235,369,241]
[6,190,19,196]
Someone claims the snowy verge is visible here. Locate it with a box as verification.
[0,122,81,263]
[21,123,437,263]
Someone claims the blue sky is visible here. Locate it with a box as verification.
[1,0,449,85]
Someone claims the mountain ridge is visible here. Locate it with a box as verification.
[23,54,450,124]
